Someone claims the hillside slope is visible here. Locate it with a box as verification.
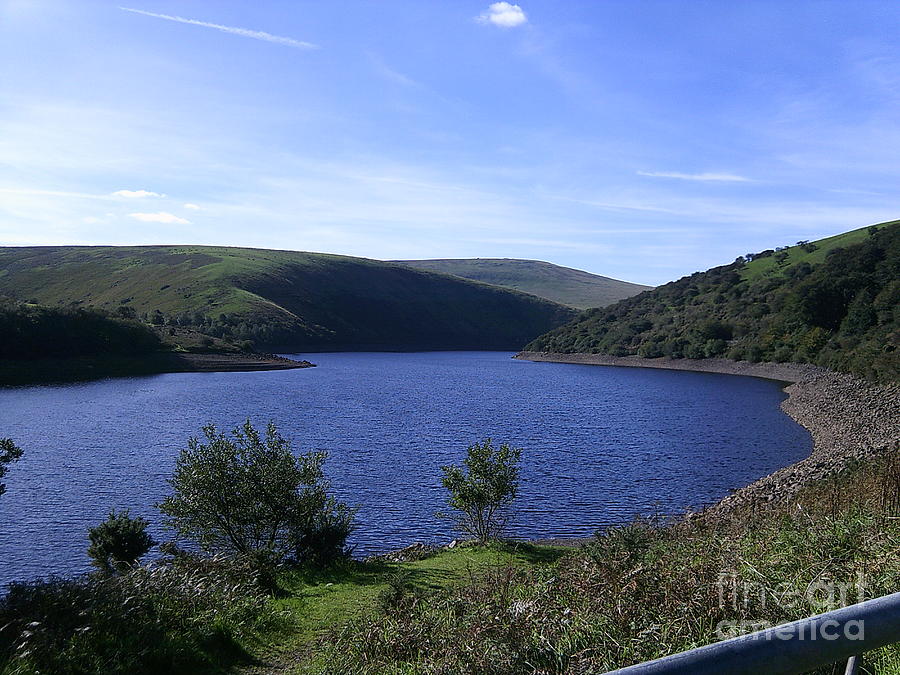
[395,258,650,309]
[0,246,576,350]
[525,221,899,382]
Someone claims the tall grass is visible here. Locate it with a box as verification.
[0,552,281,675]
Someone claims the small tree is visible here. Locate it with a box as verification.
[158,421,353,565]
[440,439,522,544]
[87,509,155,574]
[0,438,23,498]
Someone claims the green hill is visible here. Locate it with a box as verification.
[0,246,576,350]
[525,221,900,382]
[394,258,650,309]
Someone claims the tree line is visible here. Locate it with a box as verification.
[0,299,163,360]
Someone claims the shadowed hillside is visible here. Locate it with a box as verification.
[0,246,576,350]
[395,258,650,309]
[525,221,899,382]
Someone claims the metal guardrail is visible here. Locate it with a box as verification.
[605,591,900,675]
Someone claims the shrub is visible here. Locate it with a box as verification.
[87,509,156,575]
[440,439,522,544]
[158,421,353,567]
[293,497,356,565]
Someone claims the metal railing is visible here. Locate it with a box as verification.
[605,591,900,675]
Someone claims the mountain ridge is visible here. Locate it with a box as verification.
[393,258,651,309]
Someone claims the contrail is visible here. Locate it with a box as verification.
[120,7,318,49]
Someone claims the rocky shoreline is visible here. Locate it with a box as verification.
[516,351,900,520]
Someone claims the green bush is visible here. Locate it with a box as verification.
[440,439,522,544]
[158,421,354,567]
[87,509,156,575]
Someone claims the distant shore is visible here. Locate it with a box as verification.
[515,351,900,520]
[0,352,314,386]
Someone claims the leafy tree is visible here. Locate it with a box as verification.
[87,509,155,575]
[0,438,23,498]
[158,421,352,565]
[440,439,522,544]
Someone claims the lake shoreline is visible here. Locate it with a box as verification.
[0,352,314,386]
[515,351,900,522]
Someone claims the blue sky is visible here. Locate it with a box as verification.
[1,0,898,285]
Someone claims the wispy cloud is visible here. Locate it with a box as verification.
[129,211,191,224]
[120,7,318,49]
[112,189,164,198]
[637,171,752,182]
[183,203,201,210]
[367,52,419,87]
[476,2,528,28]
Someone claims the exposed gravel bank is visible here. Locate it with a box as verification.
[516,351,900,519]
[170,353,315,372]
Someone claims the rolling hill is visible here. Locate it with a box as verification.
[525,221,900,382]
[394,258,651,309]
[0,246,577,350]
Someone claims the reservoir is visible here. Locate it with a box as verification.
[0,351,811,585]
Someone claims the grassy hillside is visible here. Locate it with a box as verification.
[0,246,576,350]
[395,258,651,309]
[526,221,900,382]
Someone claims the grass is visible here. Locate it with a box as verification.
[740,221,895,281]
[395,259,651,309]
[247,543,570,674]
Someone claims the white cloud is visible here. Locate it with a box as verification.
[129,211,191,224]
[637,171,751,182]
[476,2,527,28]
[183,203,201,210]
[112,189,164,198]
[120,7,318,49]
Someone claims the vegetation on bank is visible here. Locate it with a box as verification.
[526,221,900,382]
[314,448,900,674]
[395,258,650,310]
[0,298,163,360]
[0,246,576,350]
[0,297,269,384]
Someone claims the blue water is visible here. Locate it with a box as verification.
[0,352,811,585]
